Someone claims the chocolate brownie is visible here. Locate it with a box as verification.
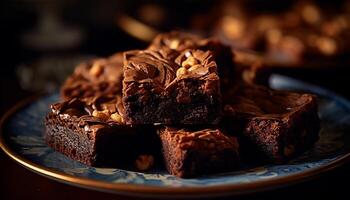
[223,83,320,162]
[61,52,124,100]
[122,49,221,125]
[148,31,236,90]
[44,96,160,170]
[158,127,239,178]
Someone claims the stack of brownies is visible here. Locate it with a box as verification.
[44,31,320,178]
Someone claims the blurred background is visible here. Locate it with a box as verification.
[1,0,350,115]
[1,0,350,199]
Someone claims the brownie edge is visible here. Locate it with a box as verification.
[158,127,239,178]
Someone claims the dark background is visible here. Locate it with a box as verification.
[1,0,350,199]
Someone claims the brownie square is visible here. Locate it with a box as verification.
[44,96,160,170]
[122,49,221,125]
[148,31,236,90]
[158,127,239,178]
[61,52,124,100]
[223,83,320,162]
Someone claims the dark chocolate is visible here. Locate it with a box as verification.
[223,83,320,162]
[44,96,160,170]
[159,127,239,178]
[61,53,124,100]
[122,49,221,125]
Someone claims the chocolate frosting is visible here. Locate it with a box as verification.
[224,83,317,118]
[123,49,219,90]
[123,50,178,86]
[162,127,239,151]
[51,95,124,126]
[148,31,234,64]
[148,31,202,52]
[61,53,124,100]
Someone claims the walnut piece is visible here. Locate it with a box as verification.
[92,110,110,121]
[110,112,123,123]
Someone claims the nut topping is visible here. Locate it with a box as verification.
[92,110,110,121]
[176,67,188,77]
[181,56,199,68]
[110,112,123,123]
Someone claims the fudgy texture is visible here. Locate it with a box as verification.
[122,49,221,125]
[159,127,239,178]
[148,31,236,90]
[61,52,124,100]
[44,96,160,170]
[223,83,320,162]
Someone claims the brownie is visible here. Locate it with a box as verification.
[44,95,160,170]
[61,52,124,100]
[233,49,270,85]
[158,127,239,178]
[223,83,320,162]
[148,31,202,53]
[148,31,236,90]
[122,49,221,125]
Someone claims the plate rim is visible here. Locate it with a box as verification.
[1,90,350,197]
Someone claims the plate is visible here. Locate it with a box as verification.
[1,75,350,198]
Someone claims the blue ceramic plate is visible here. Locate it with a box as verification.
[1,75,350,198]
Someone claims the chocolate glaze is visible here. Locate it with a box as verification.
[223,83,317,118]
[51,95,123,126]
[158,126,239,178]
[148,31,202,52]
[123,50,178,86]
[61,53,124,100]
[123,49,219,91]
[223,83,320,162]
[148,31,235,91]
[162,127,239,151]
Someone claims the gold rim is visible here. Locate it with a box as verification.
[1,95,350,197]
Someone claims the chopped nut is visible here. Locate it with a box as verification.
[188,64,202,72]
[92,110,110,121]
[101,103,117,113]
[176,67,188,77]
[110,112,123,123]
[169,39,180,49]
[284,144,295,157]
[181,56,199,68]
[89,59,106,77]
[135,155,154,171]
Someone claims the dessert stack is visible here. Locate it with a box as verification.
[44,31,319,178]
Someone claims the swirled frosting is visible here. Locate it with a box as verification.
[123,49,219,90]
[61,53,124,100]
